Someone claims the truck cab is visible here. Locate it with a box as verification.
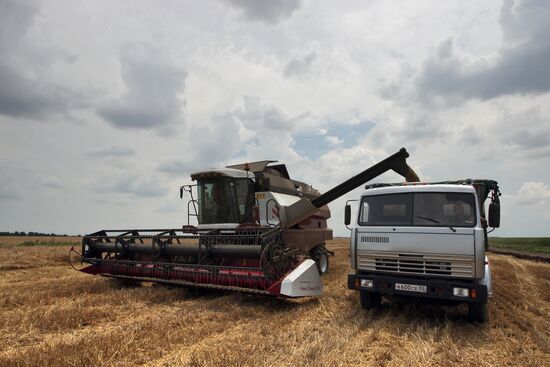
[346,181,500,322]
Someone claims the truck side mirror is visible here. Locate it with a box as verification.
[344,204,351,226]
[180,186,184,199]
[488,199,500,228]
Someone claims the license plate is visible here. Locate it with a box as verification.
[395,283,427,293]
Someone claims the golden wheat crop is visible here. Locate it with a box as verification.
[0,237,548,366]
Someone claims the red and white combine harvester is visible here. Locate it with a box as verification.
[77,149,418,297]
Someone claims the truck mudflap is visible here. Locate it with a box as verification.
[481,256,493,298]
[348,273,488,303]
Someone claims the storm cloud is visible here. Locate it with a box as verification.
[0,0,83,119]
[284,52,317,78]
[236,96,295,131]
[225,0,302,24]
[97,44,187,131]
[413,0,550,106]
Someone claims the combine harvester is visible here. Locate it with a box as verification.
[77,148,418,297]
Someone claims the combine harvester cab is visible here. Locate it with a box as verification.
[78,148,418,297]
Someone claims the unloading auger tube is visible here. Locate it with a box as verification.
[77,148,418,297]
[278,147,419,229]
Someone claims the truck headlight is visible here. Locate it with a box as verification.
[360,279,373,288]
[453,287,469,297]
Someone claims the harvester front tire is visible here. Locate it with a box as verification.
[468,301,488,323]
[360,291,381,310]
[311,247,329,275]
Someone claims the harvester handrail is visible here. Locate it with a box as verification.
[82,257,265,272]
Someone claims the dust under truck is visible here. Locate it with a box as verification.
[345,179,501,322]
[77,148,418,298]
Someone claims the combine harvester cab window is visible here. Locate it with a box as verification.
[197,178,254,224]
[359,192,476,227]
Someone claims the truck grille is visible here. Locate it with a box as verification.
[357,250,474,278]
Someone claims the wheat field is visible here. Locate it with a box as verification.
[0,237,548,366]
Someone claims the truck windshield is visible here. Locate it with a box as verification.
[359,192,476,227]
[197,177,253,224]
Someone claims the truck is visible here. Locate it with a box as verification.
[345,179,501,322]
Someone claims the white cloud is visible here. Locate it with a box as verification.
[90,175,168,198]
[34,176,65,191]
[0,181,22,200]
[514,181,550,206]
[325,135,343,146]
[236,96,295,131]
[86,146,135,158]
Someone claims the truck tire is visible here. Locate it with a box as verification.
[468,302,488,323]
[360,291,381,310]
[311,247,329,275]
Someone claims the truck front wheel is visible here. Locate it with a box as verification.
[360,291,381,310]
[468,302,488,323]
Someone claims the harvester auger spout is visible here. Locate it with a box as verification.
[77,148,417,297]
[279,148,419,229]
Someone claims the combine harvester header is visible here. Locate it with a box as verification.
[77,148,418,297]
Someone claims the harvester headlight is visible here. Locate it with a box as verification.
[84,244,89,253]
[453,287,469,297]
[361,279,374,288]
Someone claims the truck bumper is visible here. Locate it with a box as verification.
[348,272,488,303]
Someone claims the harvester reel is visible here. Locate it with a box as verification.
[259,240,292,280]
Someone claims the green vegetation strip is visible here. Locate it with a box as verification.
[489,237,550,254]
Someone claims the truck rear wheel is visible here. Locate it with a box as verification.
[311,247,329,275]
[468,302,488,323]
[360,291,381,310]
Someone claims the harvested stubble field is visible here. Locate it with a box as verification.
[0,237,549,366]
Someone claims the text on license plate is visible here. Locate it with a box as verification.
[395,283,427,293]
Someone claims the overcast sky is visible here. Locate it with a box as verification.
[1,0,549,236]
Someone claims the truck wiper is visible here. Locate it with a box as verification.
[416,215,440,224]
[416,216,456,232]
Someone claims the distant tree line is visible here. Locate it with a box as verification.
[0,231,70,237]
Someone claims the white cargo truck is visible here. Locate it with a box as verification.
[345,180,501,322]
